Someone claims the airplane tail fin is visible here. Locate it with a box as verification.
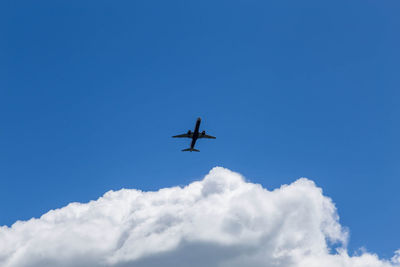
[182,148,200,152]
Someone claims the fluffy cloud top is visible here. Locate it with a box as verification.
[0,167,398,267]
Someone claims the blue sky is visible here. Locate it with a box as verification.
[1,0,399,259]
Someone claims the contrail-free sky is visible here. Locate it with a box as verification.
[1,1,399,266]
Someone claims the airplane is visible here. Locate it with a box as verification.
[172,117,216,152]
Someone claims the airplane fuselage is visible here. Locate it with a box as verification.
[190,118,202,149]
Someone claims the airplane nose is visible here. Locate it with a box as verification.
[197,117,201,121]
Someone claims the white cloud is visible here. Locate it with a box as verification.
[0,167,398,267]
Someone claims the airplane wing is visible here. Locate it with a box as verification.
[172,133,192,138]
[198,134,216,139]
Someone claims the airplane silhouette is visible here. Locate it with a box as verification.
[172,117,216,152]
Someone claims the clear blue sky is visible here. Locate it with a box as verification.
[1,0,399,259]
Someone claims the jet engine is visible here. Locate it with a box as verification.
[187,130,192,135]
[201,131,206,135]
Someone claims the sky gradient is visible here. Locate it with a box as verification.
[1,0,399,260]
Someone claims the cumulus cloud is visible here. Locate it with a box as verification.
[0,167,398,267]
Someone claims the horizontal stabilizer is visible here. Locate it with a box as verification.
[182,148,200,152]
